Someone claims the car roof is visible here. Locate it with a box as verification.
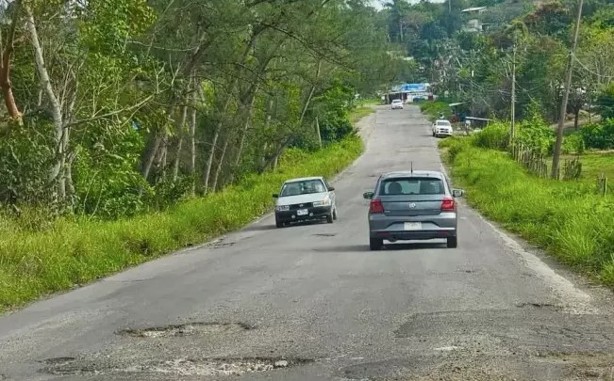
[283,176,324,183]
[379,170,445,180]
[435,119,450,123]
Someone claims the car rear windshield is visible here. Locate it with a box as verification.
[436,121,451,126]
[379,177,445,195]
[280,179,326,197]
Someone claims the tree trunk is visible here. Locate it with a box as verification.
[212,136,230,192]
[316,117,323,148]
[189,90,199,195]
[203,94,233,193]
[0,0,23,125]
[574,109,580,129]
[172,104,188,182]
[25,5,65,201]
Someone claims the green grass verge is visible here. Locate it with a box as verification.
[350,102,377,125]
[0,125,368,312]
[439,137,614,287]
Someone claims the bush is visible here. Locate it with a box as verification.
[0,135,364,311]
[516,113,554,155]
[580,119,614,150]
[562,132,585,155]
[472,121,510,150]
[443,141,614,287]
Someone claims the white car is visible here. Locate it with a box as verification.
[390,99,404,109]
[272,176,337,228]
[432,119,453,137]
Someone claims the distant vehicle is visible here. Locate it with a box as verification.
[432,119,453,137]
[390,99,404,110]
[273,176,337,228]
[363,170,464,250]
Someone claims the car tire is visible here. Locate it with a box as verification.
[369,238,383,250]
[447,237,458,248]
[326,213,333,223]
[332,207,338,220]
[275,217,284,228]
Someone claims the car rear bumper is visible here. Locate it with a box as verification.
[370,229,456,241]
[368,214,457,241]
[276,206,332,223]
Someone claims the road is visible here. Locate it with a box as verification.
[1,106,613,381]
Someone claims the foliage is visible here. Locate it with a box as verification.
[472,121,509,150]
[0,134,363,312]
[596,83,614,120]
[515,106,555,155]
[441,138,614,287]
[562,132,586,154]
[580,119,614,150]
[419,100,452,121]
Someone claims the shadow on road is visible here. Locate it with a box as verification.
[243,219,328,232]
[313,241,448,253]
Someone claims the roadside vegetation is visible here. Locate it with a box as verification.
[419,101,454,121]
[0,1,406,312]
[439,118,614,287]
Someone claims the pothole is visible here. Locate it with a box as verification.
[209,240,236,249]
[313,233,336,237]
[116,322,254,338]
[515,302,560,309]
[42,357,314,377]
[42,357,76,365]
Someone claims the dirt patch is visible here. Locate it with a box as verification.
[41,356,313,377]
[536,352,614,379]
[116,322,254,338]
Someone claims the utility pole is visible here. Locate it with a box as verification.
[551,0,584,179]
[511,43,517,145]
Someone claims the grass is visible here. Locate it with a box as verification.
[439,137,614,287]
[575,151,614,188]
[349,101,378,125]
[0,109,372,312]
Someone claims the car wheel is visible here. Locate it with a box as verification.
[275,217,284,228]
[326,213,333,223]
[369,238,383,250]
[332,207,338,220]
[447,237,458,248]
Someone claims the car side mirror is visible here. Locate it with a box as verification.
[363,191,374,199]
[272,194,279,198]
[328,186,335,191]
[452,189,464,198]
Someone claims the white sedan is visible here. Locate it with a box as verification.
[432,119,453,137]
[390,99,404,110]
[272,176,337,228]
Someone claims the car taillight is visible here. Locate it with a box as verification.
[441,197,455,211]
[369,199,384,214]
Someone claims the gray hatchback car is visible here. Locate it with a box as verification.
[363,170,464,250]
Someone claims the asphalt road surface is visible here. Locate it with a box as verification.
[1,106,613,381]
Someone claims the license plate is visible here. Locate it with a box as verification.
[404,222,422,231]
[296,209,308,216]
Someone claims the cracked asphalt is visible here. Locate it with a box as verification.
[1,106,613,381]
